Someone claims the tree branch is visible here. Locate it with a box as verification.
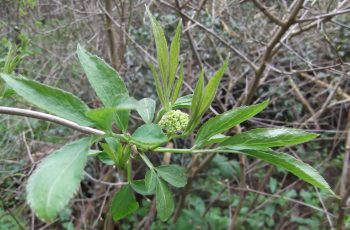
[160,0,258,71]
[240,0,305,106]
[251,0,284,26]
[0,106,105,136]
[296,8,350,23]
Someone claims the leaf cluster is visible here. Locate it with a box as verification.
[0,9,335,224]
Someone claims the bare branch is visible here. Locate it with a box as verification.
[0,107,105,136]
[160,0,258,71]
[296,8,350,23]
[251,0,284,26]
[240,0,305,106]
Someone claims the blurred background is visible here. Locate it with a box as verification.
[0,0,350,229]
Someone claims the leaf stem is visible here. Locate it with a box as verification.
[139,153,155,170]
[153,147,224,154]
[127,159,132,182]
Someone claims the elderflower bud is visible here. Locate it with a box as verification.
[158,110,189,134]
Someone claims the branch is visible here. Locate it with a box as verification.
[336,111,350,230]
[160,0,258,71]
[251,0,284,26]
[296,8,350,23]
[0,106,105,136]
[240,0,305,106]
[104,0,118,69]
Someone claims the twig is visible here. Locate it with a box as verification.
[104,0,118,69]
[316,188,334,229]
[251,0,284,26]
[160,0,258,71]
[0,107,105,136]
[288,77,320,129]
[301,77,342,128]
[232,187,336,217]
[174,0,205,69]
[336,110,350,230]
[228,154,246,230]
[298,73,350,100]
[84,171,126,186]
[91,185,112,228]
[240,0,305,106]
[296,8,350,23]
[22,132,35,165]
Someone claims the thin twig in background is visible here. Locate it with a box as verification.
[239,0,305,106]
[336,109,350,230]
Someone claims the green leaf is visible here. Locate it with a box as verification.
[88,149,102,156]
[171,62,184,105]
[76,44,128,107]
[85,107,116,131]
[114,110,129,132]
[195,100,269,146]
[26,138,91,222]
[145,170,157,193]
[115,96,139,110]
[131,124,167,148]
[156,165,187,188]
[1,74,93,126]
[172,94,192,109]
[147,9,169,99]
[148,61,166,108]
[100,137,122,165]
[221,128,318,148]
[77,45,130,131]
[186,70,204,132]
[96,152,114,165]
[136,98,156,123]
[131,180,153,195]
[203,134,229,146]
[156,178,174,221]
[169,20,182,90]
[110,184,139,221]
[220,148,334,194]
[199,59,228,115]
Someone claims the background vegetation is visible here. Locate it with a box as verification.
[0,0,350,229]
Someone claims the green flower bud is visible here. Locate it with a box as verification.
[158,110,189,134]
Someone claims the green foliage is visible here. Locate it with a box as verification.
[146,8,184,111]
[186,60,229,133]
[131,124,167,148]
[110,185,139,221]
[172,94,192,109]
[145,170,158,194]
[0,9,335,226]
[0,74,93,126]
[195,100,268,147]
[26,138,91,222]
[220,128,318,148]
[221,148,333,194]
[85,107,116,131]
[136,98,156,123]
[156,164,187,188]
[77,44,129,131]
[76,45,128,107]
[131,180,152,195]
[0,204,26,230]
[156,178,174,221]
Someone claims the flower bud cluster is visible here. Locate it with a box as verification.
[158,110,189,134]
